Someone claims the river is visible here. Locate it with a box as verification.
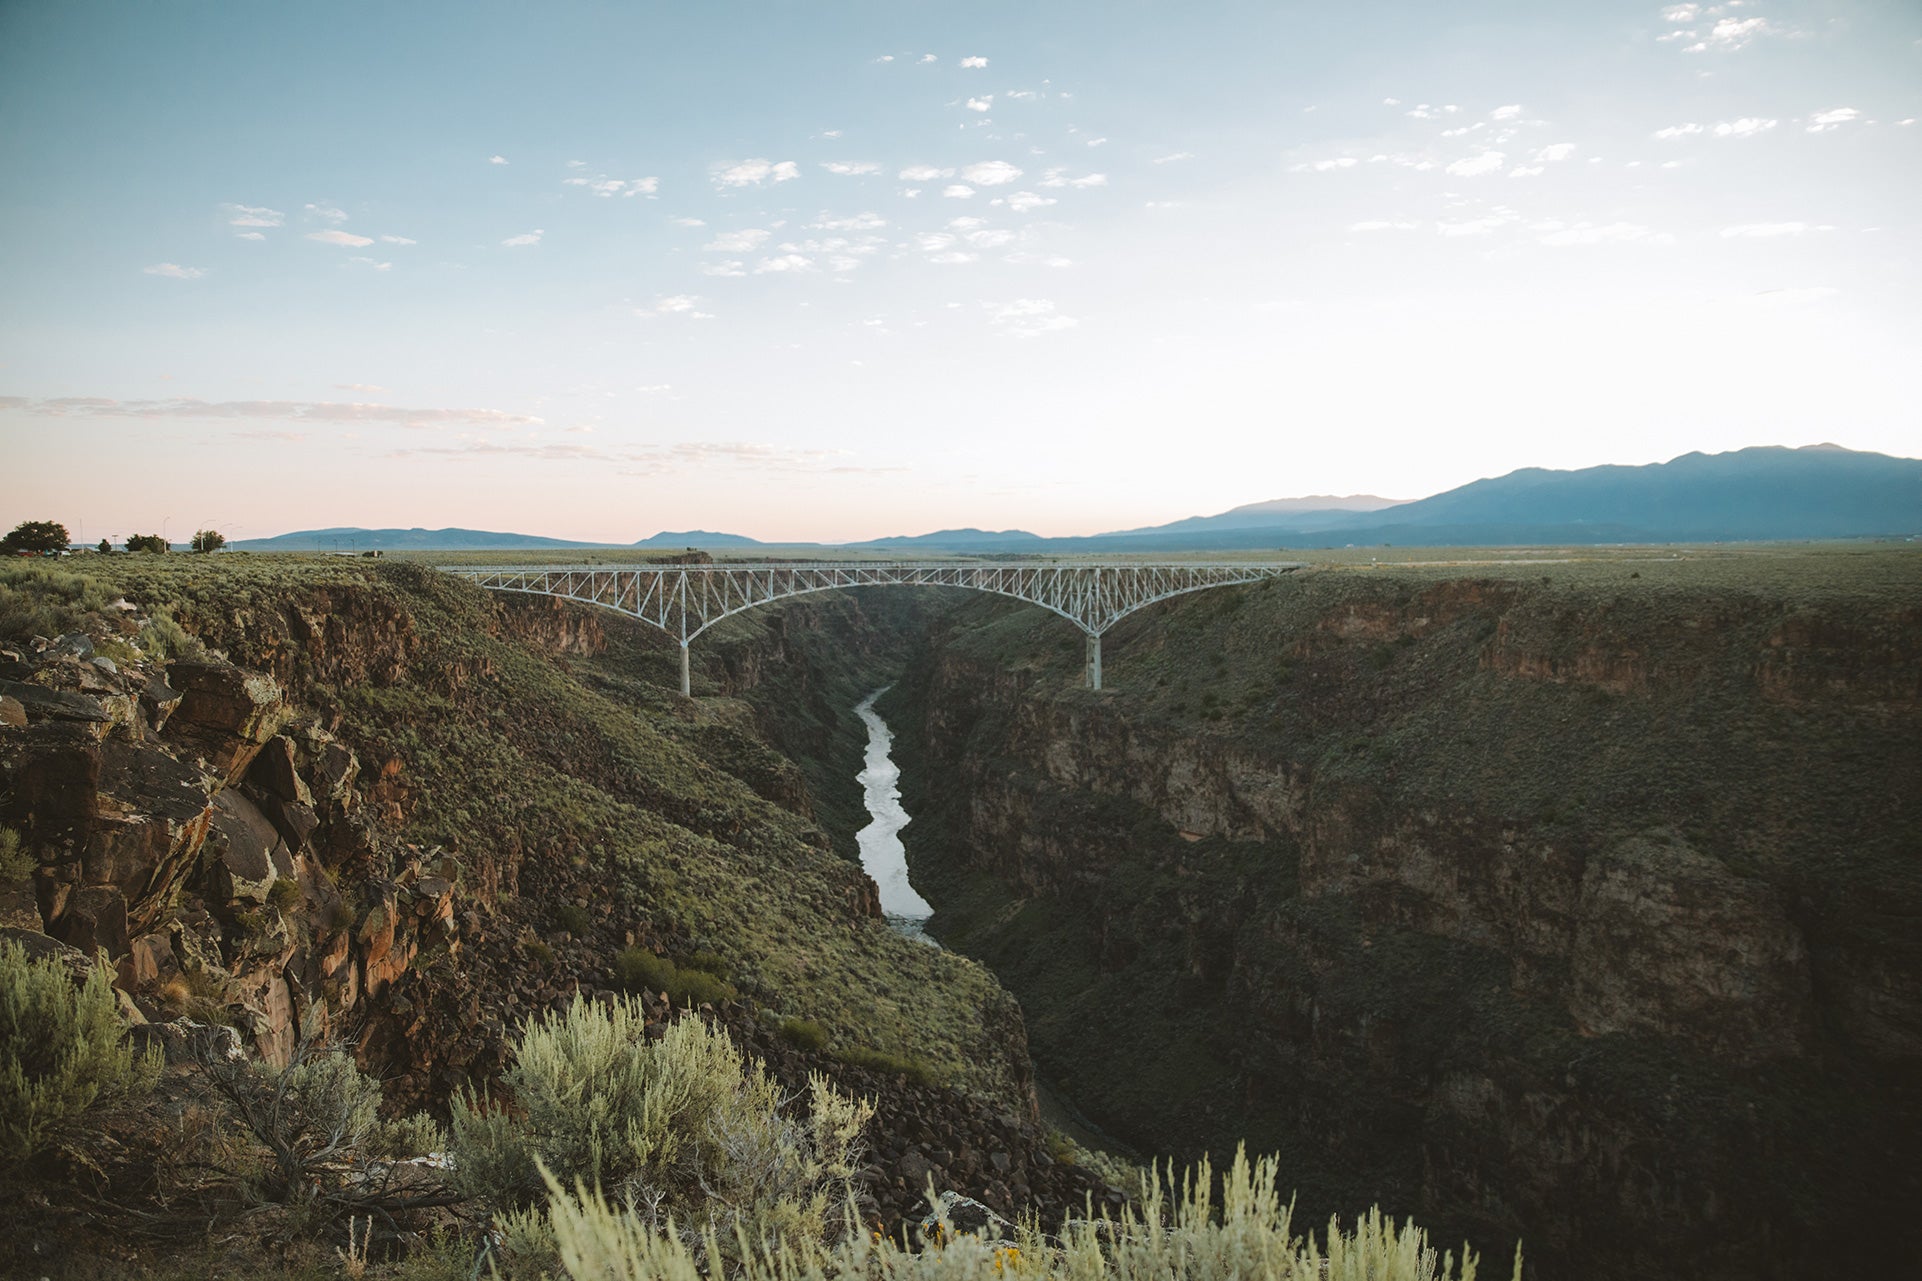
[853,687,936,940]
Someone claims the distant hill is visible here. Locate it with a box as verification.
[632,530,766,548]
[234,526,606,551]
[1102,494,1409,538]
[848,528,1050,551]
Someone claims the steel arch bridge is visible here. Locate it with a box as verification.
[440,561,1305,694]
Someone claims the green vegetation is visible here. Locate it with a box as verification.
[0,520,72,556]
[190,528,227,554]
[546,1145,1515,1281]
[452,1001,871,1257]
[777,1017,828,1051]
[613,947,736,1006]
[125,533,170,554]
[0,827,31,889]
[831,1044,937,1086]
[0,940,159,1172]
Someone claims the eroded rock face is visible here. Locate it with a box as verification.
[162,661,290,783]
[895,576,1922,1280]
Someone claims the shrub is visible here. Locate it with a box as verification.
[0,828,31,890]
[0,940,159,1171]
[544,1146,1520,1281]
[612,947,736,1007]
[125,533,170,554]
[831,1045,937,1087]
[778,1018,828,1052]
[551,904,594,937]
[191,528,227,554]
[451,1000,873,1260]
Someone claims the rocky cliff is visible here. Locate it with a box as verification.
[885,554,1922,1280]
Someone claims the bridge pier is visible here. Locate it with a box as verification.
[679,642,691,698]
[1085,631,1102,691]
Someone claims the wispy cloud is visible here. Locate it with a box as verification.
[1038,167,1107,189]
[1721,221,1826,238]
[223,203,283,228]
[501,229,544,247]
[705,228,771,252]
[991,298,1078,337]
[142,263,205,279]
[348,256,393,271]
[821,161,883,175]
[563,174,660,197]
[1536,221,1672,247]
[1444,152,1506,177]
[488,155,509,165]
[714,158,800,188]
[1805,107,1859,133]
[812,212,888,232]
[1152,152,1194,164]
[305,203,349,223]
[962,160,1023,186]
[640,294,716,318]
[899,165,953,181]
[1,395,541,427]
[1003,191,1057,213]
[308,229,375,247]
[235,232,266,241]
[943,185,975,199]
[379,234,417,245]
[960,56,988,68]
[965,96,993,113]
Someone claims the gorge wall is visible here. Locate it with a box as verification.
[881,555,1922,1281]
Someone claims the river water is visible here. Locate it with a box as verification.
[854,688,936,940]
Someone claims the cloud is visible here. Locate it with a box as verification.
[1653,123,1704,139]
[671,217,707,227]
[1537,221,1671,247]
[700,260,747,277]
[1491,104,1523,120]
[1005,191,1057,213]
[991,298,1078,337]
[1435,216,1513,237]
[4,396,541,427]
[142,263,204,279]
[1720,222,1819,238]
[705,228,771,252]
[714,158,801,188]
[1534,143,1576,162]
[1690,15,1779,52]
[1038,167,1107,188]
[223,203,283,228]
[1806,107,1860,133]
[1351,220,1420,232]
[1308,157,1359,172]
[235,231,266,241]
[943,184,976,199]
[307,229,376,247]
[754,253,813,273]
[1509,166,1545,177]
[305,203,349,223]
[1153,152,1194,164]
[966,96,994,114]
[898,164,954,181]
[643,295,715,318]
[563,174,660,197]
[963,160,1023,185]
[960,55,988,68]
[349,257,393,271]
[821,161,883,175]
[919,53,936,63]
[1663,4,1698,20]
[489,155,509,165]
[1444,151,1507,177]
[501,229,544,247]
[1713,117,1777,137]
[379,234,417,245]
[812,211,888,231]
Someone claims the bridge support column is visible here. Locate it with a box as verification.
[1085,631,1102,691]
[679,642,691,698]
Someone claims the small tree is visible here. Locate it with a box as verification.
[95,538,110,554]
[0,521,71,556]
[125,533,169,554]
[191,528,227,554]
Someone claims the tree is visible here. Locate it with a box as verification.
[190,528,226,554]
[0,521,71,556]
[95,539,110,555]
[125,534,169,554]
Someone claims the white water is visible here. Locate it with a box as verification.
[854,687,936,941]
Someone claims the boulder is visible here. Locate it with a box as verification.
[205,790,295,907]
[162,661,288,783]
[58,884,129,958]
[82,737,218,925]
[0,926,95,985]
[130,1017,245,1066]
[141,673,182,735]
[0,694,24,728]
[0,678,111,728]
[247,736,313,807]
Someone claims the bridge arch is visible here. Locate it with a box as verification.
[441,561,1303,695]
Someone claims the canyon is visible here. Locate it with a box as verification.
[1,548,1916,1280]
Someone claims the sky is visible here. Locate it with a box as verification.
[2,0,1918,545]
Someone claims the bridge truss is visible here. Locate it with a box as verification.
[441,561,1304,694]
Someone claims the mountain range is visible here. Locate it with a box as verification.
[234,445,1920,553]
